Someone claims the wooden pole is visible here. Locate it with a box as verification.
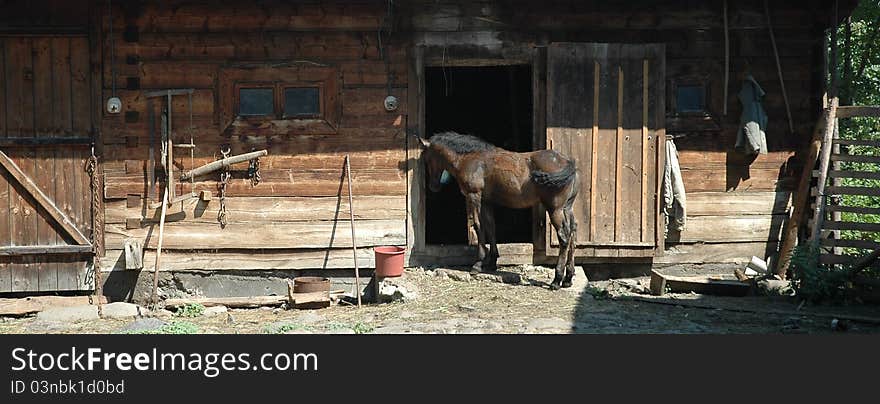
[723,0,729,116]
[764,0,794,134]
[776,113,827,277]
[151,186,169,305]
[345,155,361,307]
[809,98,839,252]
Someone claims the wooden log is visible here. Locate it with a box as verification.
[180,150,268,180]
[0,245,93,255]
[777,101,833,277]
[123,238,144,270]
[649,270,752,297]
[0,295,108,316]
[164,296,287,309]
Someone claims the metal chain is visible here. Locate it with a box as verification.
[85,145,103,312]
[248,157,261,186]
[217,147,231,228]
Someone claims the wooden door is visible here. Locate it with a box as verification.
[0,35,95,292]
[545,43,665,257]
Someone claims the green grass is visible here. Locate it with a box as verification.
[175,303,205,318]
[263,322,313,334]
[123,321,200,335]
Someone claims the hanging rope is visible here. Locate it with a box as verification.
[85,145,103,314]
[217,147,231,228]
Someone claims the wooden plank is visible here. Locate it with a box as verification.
[590,60,600,241]
[687,191,790,216]
[0,295,107,316]
[819,254,856,265]
[0,149,9,291]
[619,49,643,243]
[673,214,786,243]
[830,154,880,164]
[595,45,618,244]
[823,221,880,232]
[836,105,880,118]
[820,238,880,250]
[105,195,406,225]
[51,37,73,136]
[32,37,53,136]
[99,248,378,272]
[0,39,6,138]
[833,139,880,147]
[69,37,91,135]
[826,205,880,215]
[656,242,778,265]
[164,296,287,309]
[650,44,665,251]
[649,269,751,297]
[641,58,649,241]
[104,219,406,250]
[614,63,624,241]
[0,245,93,255]
[35,147,58,291]
[827,170,880,180]
[0,149,90,244]
[5,37,34,137]
[826,186,880,197]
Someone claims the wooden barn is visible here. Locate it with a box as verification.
[0,0,862,296]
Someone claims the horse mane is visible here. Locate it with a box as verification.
[429,131,496,154]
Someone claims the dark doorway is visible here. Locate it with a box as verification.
[424,65,533,244]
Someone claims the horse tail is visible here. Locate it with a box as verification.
[531,158,576,189]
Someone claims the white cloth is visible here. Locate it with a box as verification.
[663,138,687,235]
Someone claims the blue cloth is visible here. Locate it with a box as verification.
[440,170,453,185]
[735,74,768,155]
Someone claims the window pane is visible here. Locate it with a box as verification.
[676,85,705,113]
[239,88,274,116]
[284,87,320,117]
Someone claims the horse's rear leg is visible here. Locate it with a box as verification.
[562,205,578,288]
[466,193,489,273]
[548,208,570,290]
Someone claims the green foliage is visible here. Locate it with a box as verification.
[175,303,206,318]
[790,246,854,302]
[263,322,312,334]
[352,323,374,334]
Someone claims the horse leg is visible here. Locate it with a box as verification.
[548,208,569,290]
[466,193,488,273]
[481,203,498,272]
[562,204,578,288]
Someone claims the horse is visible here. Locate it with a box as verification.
[418,131,580,290]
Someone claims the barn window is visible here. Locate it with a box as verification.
[238,87,275,116]
[220,65,340,135]
[283,87,321,118]
[675,84,706,113]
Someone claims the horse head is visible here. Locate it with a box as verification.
[416,135,450,193]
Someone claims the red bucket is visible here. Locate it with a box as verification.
[374,246,406,277]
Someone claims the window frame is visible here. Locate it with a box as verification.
[220,65,340,136]
[234,82,277,118]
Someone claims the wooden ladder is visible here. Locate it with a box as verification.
[809,104,880,266]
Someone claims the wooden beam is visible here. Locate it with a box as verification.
[0,245,93,255]
[0,295,107,316]
[837,106,880,118]
[0,150,90,245]
[649,270,751,297]
[164,295,287,309]
[808,99,839,252]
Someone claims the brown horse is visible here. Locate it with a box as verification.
[419,131,580,290]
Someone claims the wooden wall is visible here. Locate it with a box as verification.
[98,0,409,272]
[400,0,836,265]
[94,0,844,273]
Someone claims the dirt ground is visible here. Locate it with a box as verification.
[2,265,880,334]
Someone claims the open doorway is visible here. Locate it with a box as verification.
[424,64,533,245]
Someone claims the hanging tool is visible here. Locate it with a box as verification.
[345,155,362,307]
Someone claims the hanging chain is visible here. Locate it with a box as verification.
[217,147,231,228]
[248,157,261,186]
[85,145,103,311]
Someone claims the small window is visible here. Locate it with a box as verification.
[283,87,321,118]
[238,88,274,116]
[675,84,705,113]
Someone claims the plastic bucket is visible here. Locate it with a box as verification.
[374,246,406,277]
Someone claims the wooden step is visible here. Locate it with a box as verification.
[826,186,880,197]
[825,205,880,215]
[830,154,880,164]
[823,220,880,232]
[836,105,880,118]
[827,170,880,180]
[833,139,880,147]
[820,238,880,250]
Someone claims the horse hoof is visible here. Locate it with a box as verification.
[549,283,562,291]
[470,264,482,274]
[561,280,573,288]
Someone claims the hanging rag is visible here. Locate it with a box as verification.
[663,138,687,235]
[735,74,768,155]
